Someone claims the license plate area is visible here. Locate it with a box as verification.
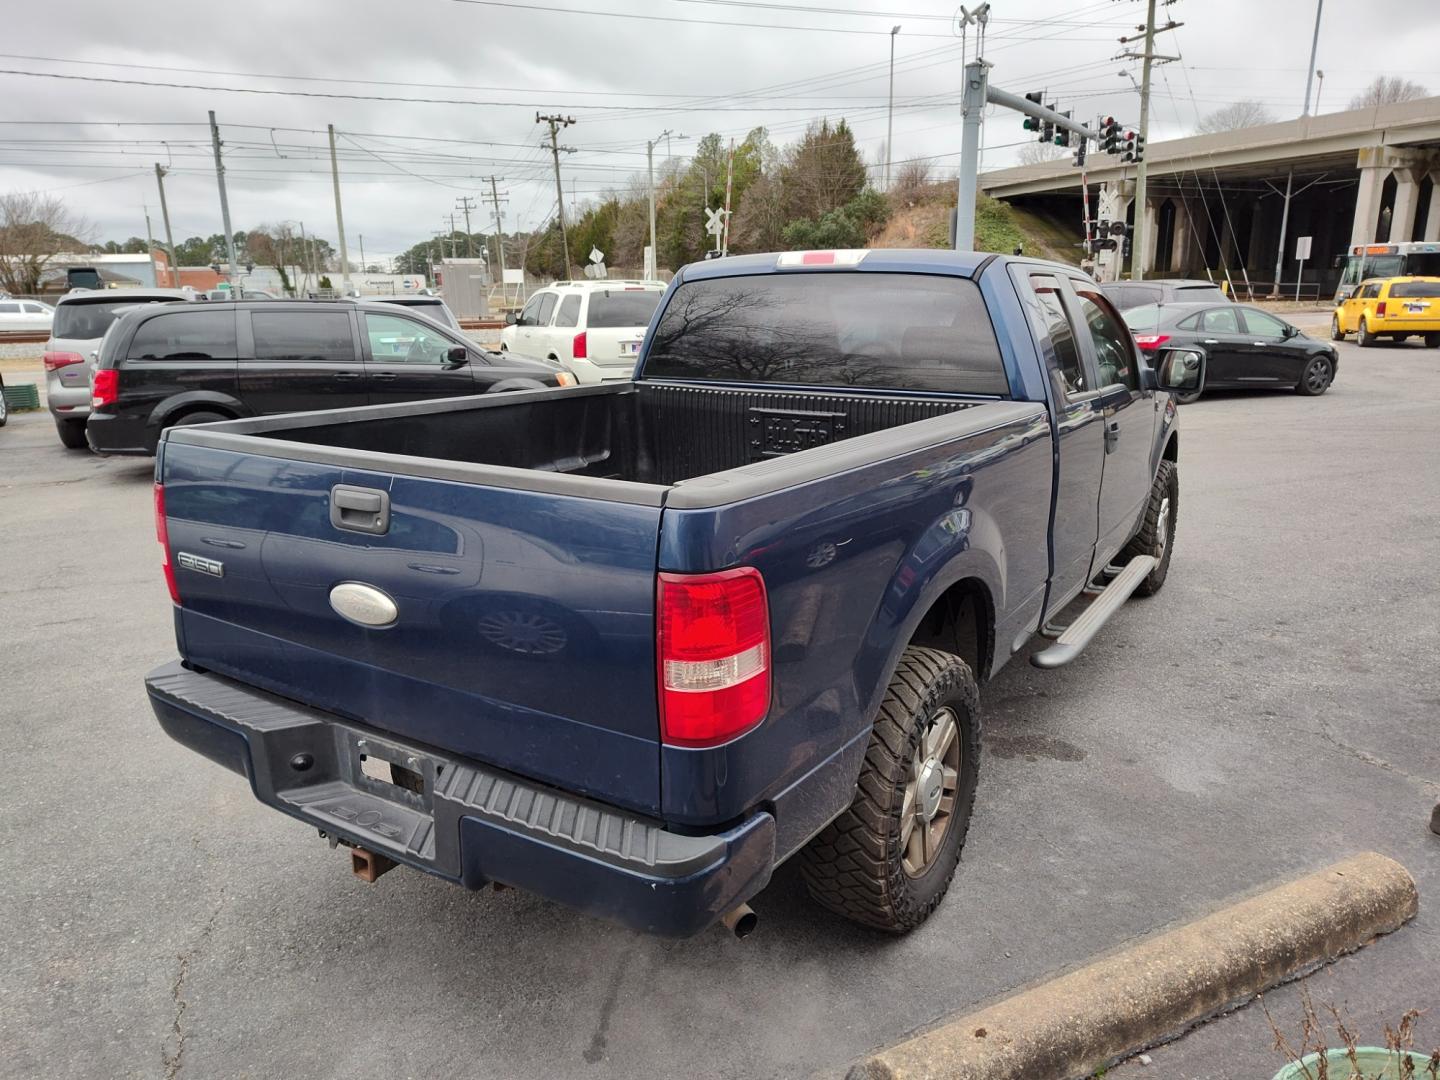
[749,407,847,460]
[349,734,438,811]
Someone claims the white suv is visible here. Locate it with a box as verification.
[500,280,665,384]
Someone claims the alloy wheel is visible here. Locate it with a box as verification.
[900,706,962,877]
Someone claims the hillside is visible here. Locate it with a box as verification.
[870,182,1081,265]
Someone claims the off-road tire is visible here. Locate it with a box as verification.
[1330,315,1344,342]
[1357,318,1376,348]
[800,647,980,934]
[1122,459,1177,596]
[55,418,88,448]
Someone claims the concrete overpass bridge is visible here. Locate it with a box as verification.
[979,96,1440,294]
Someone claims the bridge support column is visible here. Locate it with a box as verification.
[1172,202,1194,274]
[1391,169,1423,244]
[1142,200,1160,274]
[1350,146,1389,248]
[1425,174,1440,242]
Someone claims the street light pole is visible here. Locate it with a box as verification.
[647,130,672,280]
[886,25,901,191]
[1301,0,1324,116]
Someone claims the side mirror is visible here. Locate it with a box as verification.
[1331,255,1344,270]
[1156,347,1204,395]
[445,345,469,366]
[504,311,518,326]
[1282,323,1300,339]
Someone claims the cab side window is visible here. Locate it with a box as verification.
[1026,274,1087,398]
[517,294,544,327]
[535,292,558,326]
[1072,285,1139,391]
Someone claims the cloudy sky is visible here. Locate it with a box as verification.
[1,0,1435,265]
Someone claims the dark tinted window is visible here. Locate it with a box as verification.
[251,312,354,363]
[1073,287,1139,391]
[535,293,557,326]
[1173,284,1226,304]
[1026,274,1086,397]
[645,273,1007,394]
[553,295,581,328]
[1389,281,1440,298]
[127,310,236,361]
[587,289,663,328]
[55,298,174,340]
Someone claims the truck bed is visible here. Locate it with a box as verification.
[172,380,983,496]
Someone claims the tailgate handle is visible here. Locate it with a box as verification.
[330,485,390,535]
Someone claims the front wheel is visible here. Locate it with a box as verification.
[1357,318,1376,347]
[800,647,980,933]
[1123,459,1177,596]
[1330,315,1345,342]
[1296,355,1334,396]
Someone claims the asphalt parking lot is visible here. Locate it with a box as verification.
[2,334,1438,1079]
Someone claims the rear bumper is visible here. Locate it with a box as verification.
[146,661,775,937]
[85,411,153,455]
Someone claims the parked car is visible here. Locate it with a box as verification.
[350,294,461,330]
[1102,278,1229,312]
[0,371,8,427]
[0,298,55,332]
[500,280,666,384]
[1124,301,1337,399]
[85,299,576,455]
[143,248,1203,938]
[1331,276,1440,347]
[45,288,193,448]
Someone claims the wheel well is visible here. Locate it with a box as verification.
[165,402,238,425]
[1162,433,1178,462]
[908,578,994,683]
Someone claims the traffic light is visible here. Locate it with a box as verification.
[1120,129,1138,161]
[1130,132,1146,163]
[1023,91,1043,132]
[1099,117,1120,154]
[1041,102,1058,144]
[1072,137,1087,168]
[1054,110,1072,148]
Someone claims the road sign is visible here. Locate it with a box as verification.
[705,207,725,238]
[1295,236,1313,261]
[589,247,605,264]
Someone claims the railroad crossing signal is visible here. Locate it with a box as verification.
[704,207,726,238]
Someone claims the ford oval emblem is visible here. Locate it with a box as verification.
[329,582,399,628]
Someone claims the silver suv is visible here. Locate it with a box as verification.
[45,288,192,448]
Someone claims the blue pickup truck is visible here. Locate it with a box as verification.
[144,250,1203,937]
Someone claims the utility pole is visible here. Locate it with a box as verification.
[721,138,735,256]
[1118,3,1179,281]
[358,234,366,275]
[886,25,901,191]
[298,220,310,293]
[144,205,159,288]
[1301,0,1324,116]
[207,111,238,287]
[327,124,352,290]
[485,176,508,281]
[154,163,178,288]
[646,130,674,280]
[448,214,460,259]
[536,113,576,274]
[455,196,477,258]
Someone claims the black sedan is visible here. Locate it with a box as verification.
[1124,302,1338,400]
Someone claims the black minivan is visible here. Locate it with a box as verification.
[86,301,575,455]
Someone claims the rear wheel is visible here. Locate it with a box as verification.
[1330,315,1345,341]
[1296,354,1334,396]
[801,647,980,934]
[0,389,8,427]
[1357,318,1376,348]
[1122,459,1177,596]
[171,410,229,427]
[55,418,88,448]
[1426,333,1440,349]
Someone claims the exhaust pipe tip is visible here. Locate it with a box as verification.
[720,903,758,939]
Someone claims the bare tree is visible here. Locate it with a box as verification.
[246,223,299,295]
[0,191,91,294]
[1017,142,1069,166]
[1197,100,1275,134]
[890,158,936,205]
[1349,75,1429,110]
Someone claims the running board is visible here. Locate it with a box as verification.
[1030,555,1158,670]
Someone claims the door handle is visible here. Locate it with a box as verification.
[1201,338,1220,344]
[330,485,390,535]
[334,371,362,380]
[1252,342,1267,346]
[1104,419,1120,452]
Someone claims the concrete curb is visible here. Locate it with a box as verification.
[847,852,1418,1080]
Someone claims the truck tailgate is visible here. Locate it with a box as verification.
[160,443,664,815]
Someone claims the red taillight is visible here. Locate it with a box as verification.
[1134,334,1171,351]
[91,368,119,408]
[657,568,770,747]
[154,483,180,604]
[573,331,587,360]
[44,351,84,372]
[1376,301,1387,316]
